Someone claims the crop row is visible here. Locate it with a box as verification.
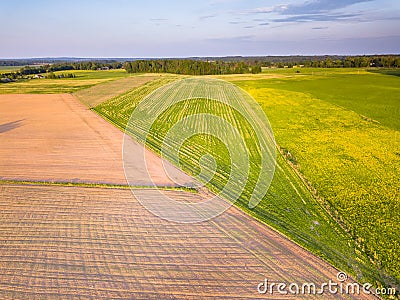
[94,77,382,288]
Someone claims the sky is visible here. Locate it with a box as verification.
[1,0,400,58]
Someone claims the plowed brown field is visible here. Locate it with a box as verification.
[0,185,375,299]
[0,94,192,186]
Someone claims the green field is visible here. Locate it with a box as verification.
[254,68,400,130]
[0,69,130,93]
[229,69,399,288]
[94,76,384,288]
[0,66,22,73]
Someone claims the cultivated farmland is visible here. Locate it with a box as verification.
[0,93,192,187]
[251,68,400,130]
[1,67,397,297]
[0,74,375,299]
[0,184,374,299]
[231,70,400,289]
[0,66,22,73]
[0,69,130,94]
[94,77,381,287]
[73,74,168,107]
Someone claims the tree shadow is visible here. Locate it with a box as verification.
[0,119,25,134]
[367,69,400,77]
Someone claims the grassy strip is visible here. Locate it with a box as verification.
[0,180,198,193]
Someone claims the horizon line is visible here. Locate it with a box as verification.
[2,53,400,60]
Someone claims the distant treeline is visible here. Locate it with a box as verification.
[1,55,399,82]
[259,55,400,68]
[0,59,124,67]
[124,56,400,74]
[124,59,262,75]
[1,55,399,68]
[19,61,123,74]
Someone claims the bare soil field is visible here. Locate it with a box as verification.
[0,185,375,299]
[0,94,192,186]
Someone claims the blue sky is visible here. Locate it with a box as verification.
[1,0,399,58]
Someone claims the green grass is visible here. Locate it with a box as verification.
[262,67,369,75]
[0,69,131,94]
[252,68,400,131]
[53,69,129,80]
[232,72,399,290]
[94,76,382,290]
[0,66,22,73]
[0,179,198,193]
[93,76,182,131]
[368,68,400,77]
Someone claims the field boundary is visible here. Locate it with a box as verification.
[73,74,169,108]
[0,179,198,193]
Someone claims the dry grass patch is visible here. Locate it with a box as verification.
[74,74,166,107]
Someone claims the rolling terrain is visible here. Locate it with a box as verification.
[0,68,396,298]
[229,69,400,289]
[0,70,129,94]
[0,184,372,299]
[93,76,383,289]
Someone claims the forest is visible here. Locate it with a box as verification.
[1,55,399,82]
